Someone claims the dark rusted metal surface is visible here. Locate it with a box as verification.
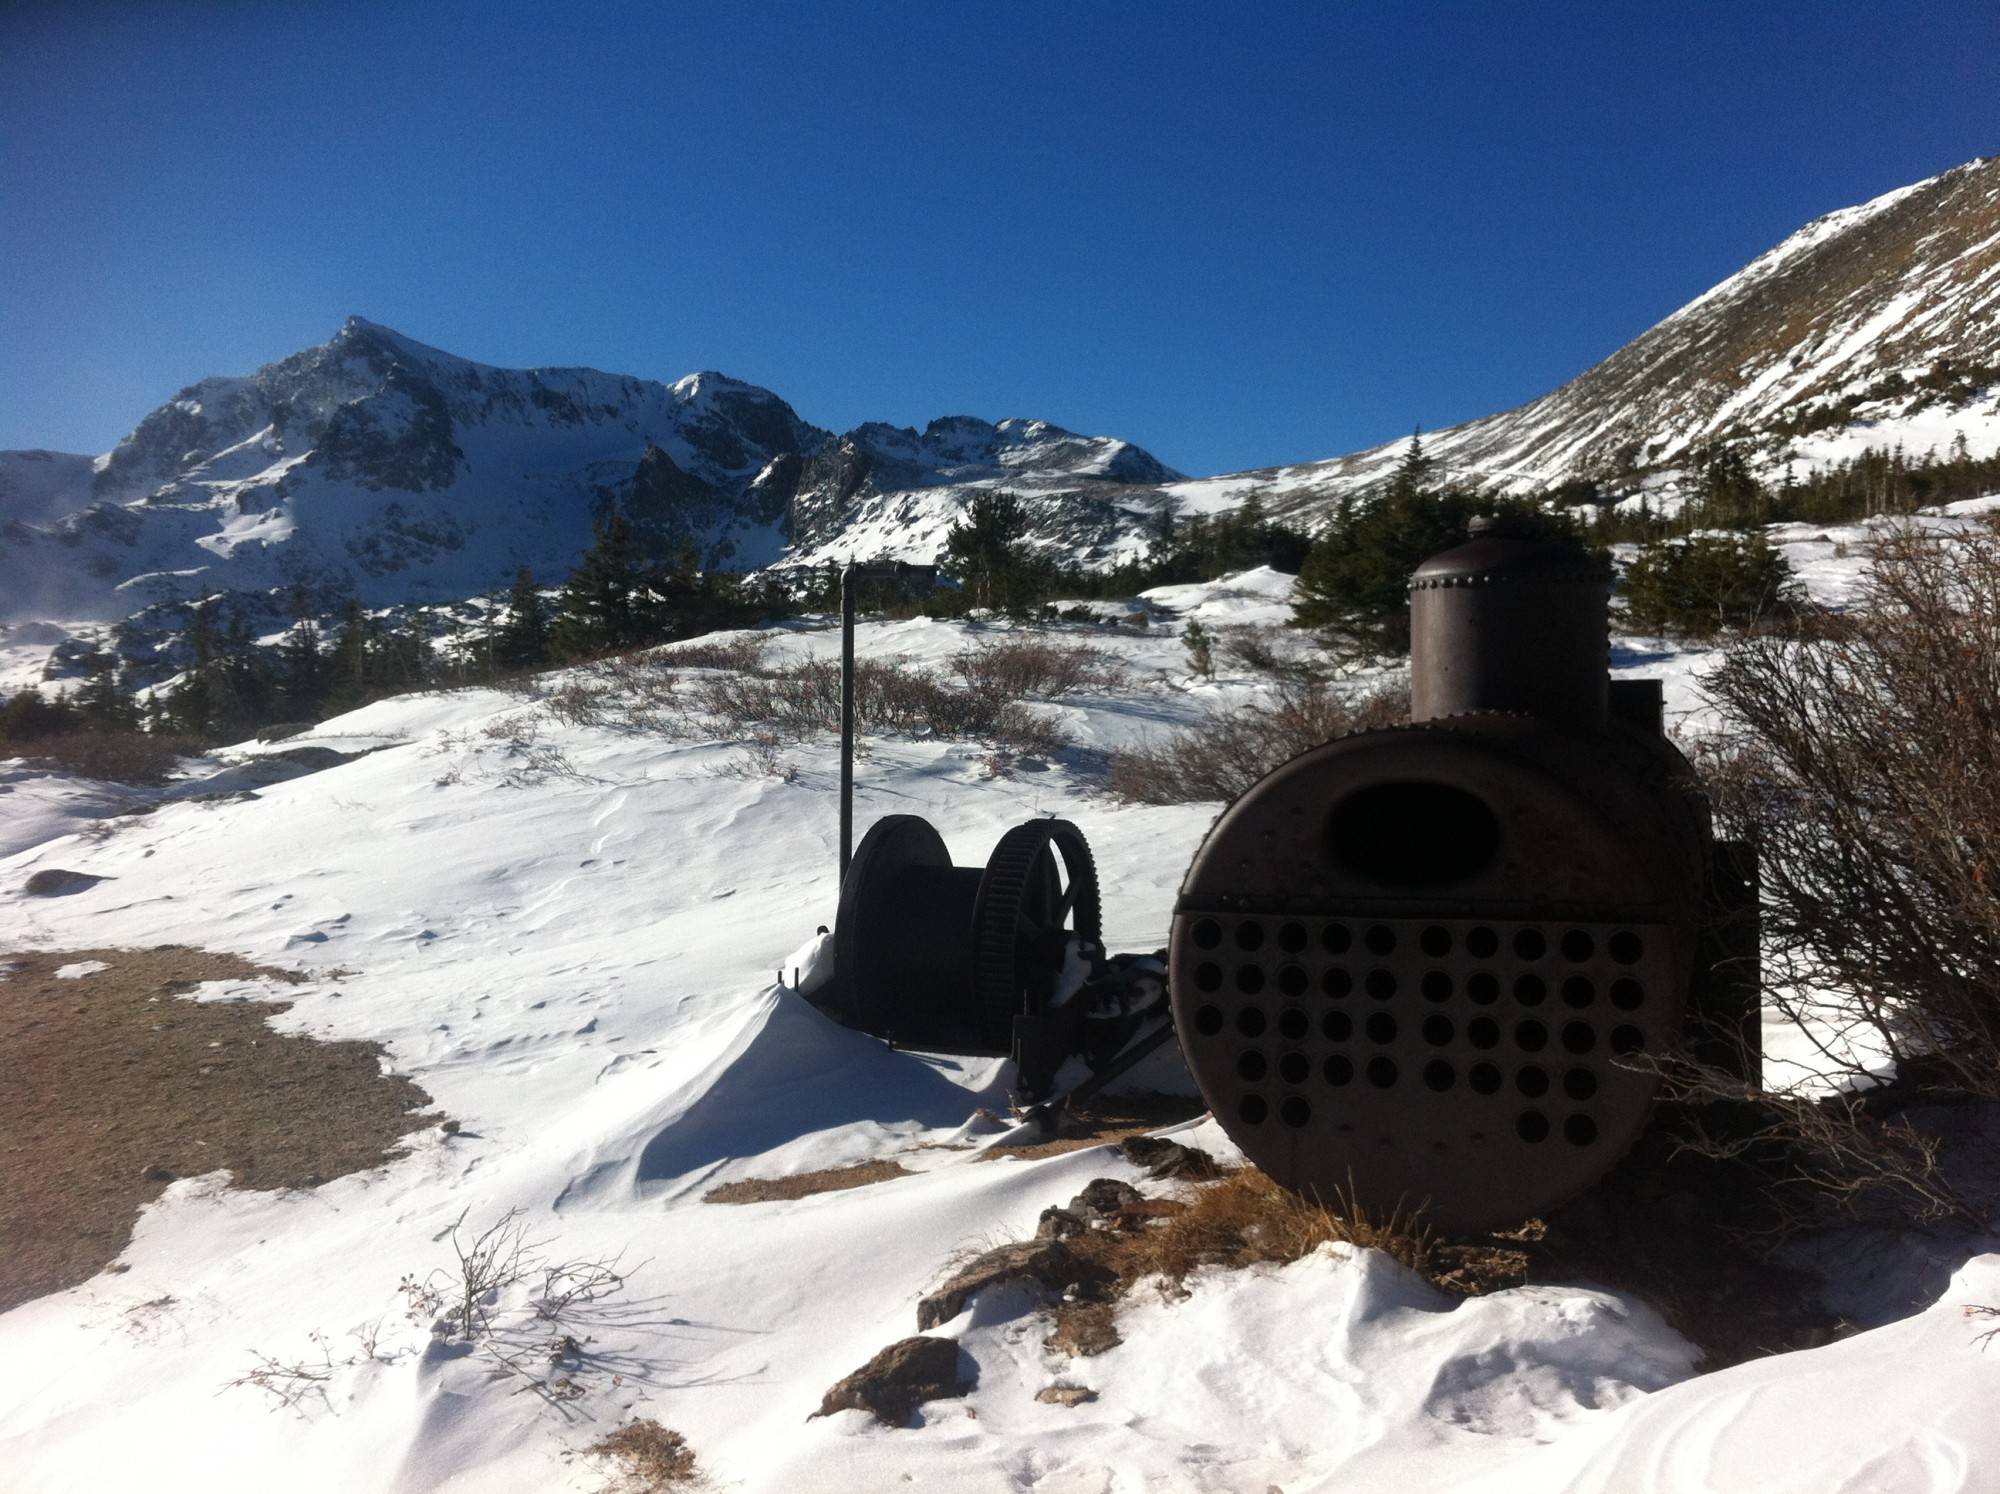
[1169,517,1736,1233]
[1410,516,1610,733]
[828,815,1100,1067]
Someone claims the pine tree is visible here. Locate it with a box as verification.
[494,566,550,671]
[0,687,79,743]
[553,516,660,657]
[324,600,376,711]
[159,599,273,741]
[1388,429,1435,500]
[276,589,326,720]
[944,492,1030,607]
[76,650,138,733]
[1290,434,1561,657]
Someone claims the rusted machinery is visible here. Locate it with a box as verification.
[813,520,1756,1231]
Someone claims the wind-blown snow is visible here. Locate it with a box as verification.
[3,569,1996,1493]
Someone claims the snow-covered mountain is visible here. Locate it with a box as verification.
[1252,154,2000,508]
[8,154,2000,652]
[786,416,1182,572]
[0,318,1181,629]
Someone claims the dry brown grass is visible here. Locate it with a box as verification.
[1111,677,1409,804]
[0,946,437,1312]
[587,1419,700,1491]
[1071,1167,1439,1292]
[702,1159,912,1204]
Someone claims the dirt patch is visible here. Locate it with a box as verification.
[701,1159,911,1204]
[1045,1301,1121,1357]
[978,1091,1208,1162]
[0,946,437,1313]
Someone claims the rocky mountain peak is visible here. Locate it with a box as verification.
[0,320,1181,630]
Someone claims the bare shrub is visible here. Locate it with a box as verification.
[949,639,1120,701]
[1704,518,2000,1109]
[690,654,1073,755]
[589,1419,701,1490]
[1692,516,2000,1225]
[20,732,200,785]
[987,703,1070,757]
[706,732,797,782]
[1111,679,1409,804]
[225,1325,401,1414]
[653,636,767,673]
[481,711,539,744]
[543,679,606,728]
[1215,624,1285,674]
[397,1208,627,1409]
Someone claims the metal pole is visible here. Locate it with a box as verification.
[839,564,857,883]
[837,560,934,886]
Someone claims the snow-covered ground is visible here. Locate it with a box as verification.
[4,566,1999,1494]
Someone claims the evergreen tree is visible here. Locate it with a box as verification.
[76,650,138,733]
[0,687,80,743]
[1621,532,1802,637]
[324,599,375,710]
[553,515,660,657]
[494,566,550,671]
[1390,428,1435,496]
[159,600,274,741]
[1290,435,1571,657]
[943,491,1031,608]
[276,589,327,719]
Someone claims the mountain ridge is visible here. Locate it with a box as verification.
[6,155,2000,648]
[0,317,1180,628]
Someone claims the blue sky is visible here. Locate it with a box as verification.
[2,2,1995,476]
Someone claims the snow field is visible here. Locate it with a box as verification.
[1,571,1997,1492]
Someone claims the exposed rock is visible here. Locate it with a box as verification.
[1036,1384,1097,1407]
[1036,1206,1087,1240]
[916,1239,1090,1330]
[812,1335,970,1426]
[1067,1178,1143,1223]
[1045,1303,1121,1358]
[1120,1135,1222,1181]
[24,869,106,896]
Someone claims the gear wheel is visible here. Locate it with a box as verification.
[971,819,1102,1054]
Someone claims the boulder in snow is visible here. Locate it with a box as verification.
[916,1238,1096,1330]
[812,1336,971,1427]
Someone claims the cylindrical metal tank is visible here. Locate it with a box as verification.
[1165,517,1729,1233]
[1410,515,1610,733]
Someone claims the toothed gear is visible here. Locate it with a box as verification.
[971,819,1102,1053]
